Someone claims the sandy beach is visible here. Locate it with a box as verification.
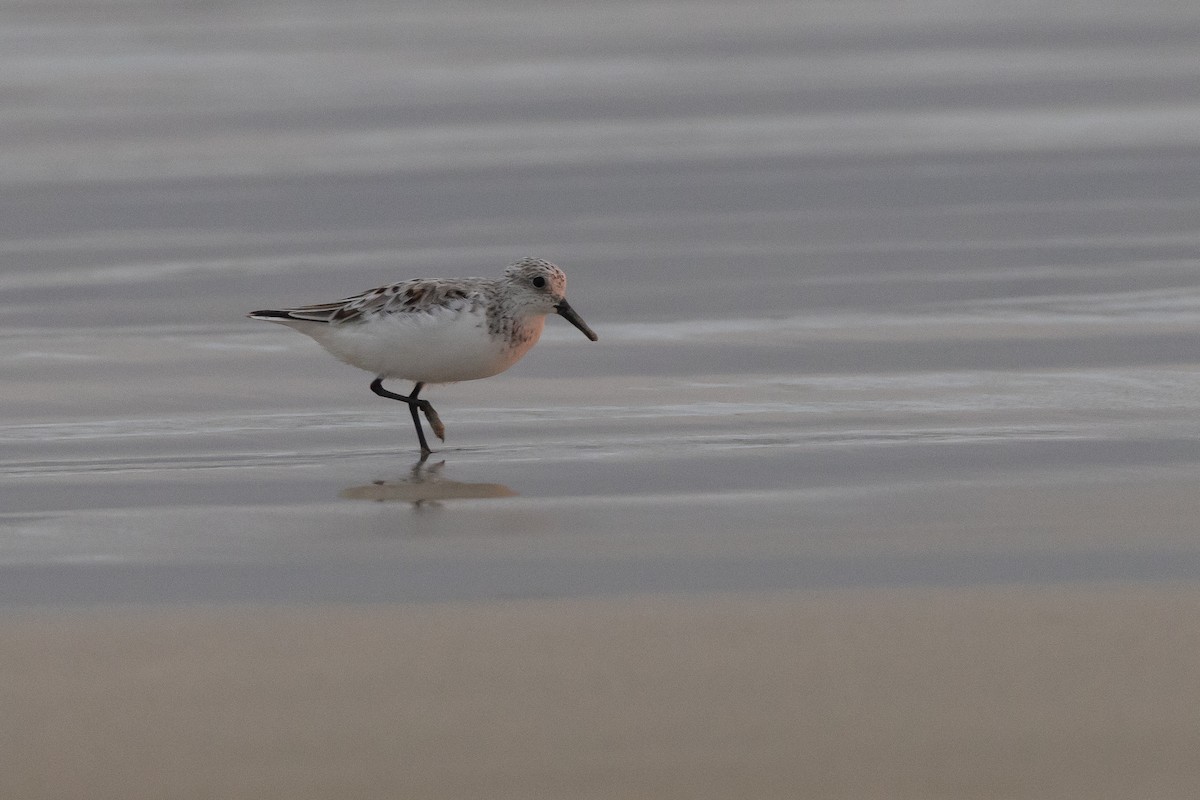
[4,585,1199,800]
[3,0,1200,795]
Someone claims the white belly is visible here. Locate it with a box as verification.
[284,307,545,383]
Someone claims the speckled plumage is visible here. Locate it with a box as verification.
[248,257,597,453]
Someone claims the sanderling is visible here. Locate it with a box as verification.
[248,257,598,453]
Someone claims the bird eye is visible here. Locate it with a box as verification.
[531,276,547,289]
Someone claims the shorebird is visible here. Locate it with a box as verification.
[248,257,597,453]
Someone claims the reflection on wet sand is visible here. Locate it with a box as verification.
[340,458,516,506]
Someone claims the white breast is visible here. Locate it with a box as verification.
[285,305,546,384]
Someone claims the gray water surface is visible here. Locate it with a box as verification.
[3,1,1200,603]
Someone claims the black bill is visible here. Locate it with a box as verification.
[555,300,599,341]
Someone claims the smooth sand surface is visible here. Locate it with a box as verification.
[3,585,1199,800]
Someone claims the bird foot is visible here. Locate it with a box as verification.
[422,404,446,442]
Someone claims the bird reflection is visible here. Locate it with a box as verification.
[340,455,516,507]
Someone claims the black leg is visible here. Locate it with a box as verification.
[407,382,431,452]
[370,378,445,453]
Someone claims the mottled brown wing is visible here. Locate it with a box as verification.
[261,279,485,323]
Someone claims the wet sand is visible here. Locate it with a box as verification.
[4,585,1200,800]
[4,0,1200,795]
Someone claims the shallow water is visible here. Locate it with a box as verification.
[3,0,1200,603]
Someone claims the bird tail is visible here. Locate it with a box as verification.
[247,309,294,321]
[247,302,351,323]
